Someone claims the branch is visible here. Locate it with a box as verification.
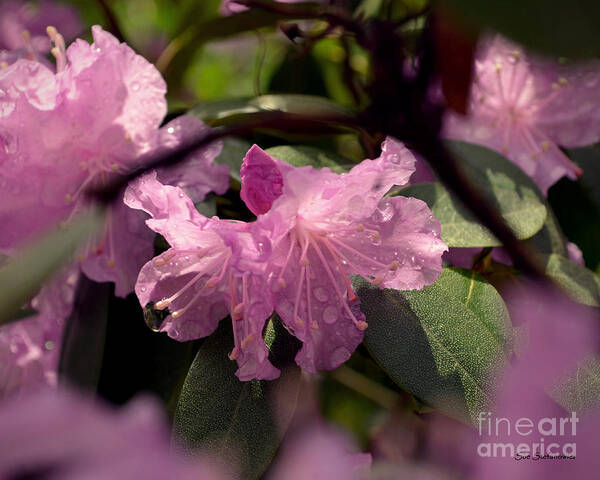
[87,111,362,203]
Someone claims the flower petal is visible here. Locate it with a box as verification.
[327,196,447,291]
[240,144,288,215]
[135,245,229,341]
[271,234,365,373]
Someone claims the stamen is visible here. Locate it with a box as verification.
[205,251,232,288]
[46,26,67,72]
[242,273,249,337]
[155,269,207,310]
[241,333,255,350]
[320,237,357,301]
[292,262,306,331]
[228,347,239,360]
[310,321,319,330]
[305,261,314,331]
[233,302,244,316]
[21,30,35,61]
[277,231,297,287]
[494,62,507,102]
[328,236,388,269]
[307,234,363,328]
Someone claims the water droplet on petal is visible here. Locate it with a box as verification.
[322,306,338,324]
[330,346,351,367]
[314,287,328,302]
[131,81,140,91]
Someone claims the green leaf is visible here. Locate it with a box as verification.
[265,145,350,171]
[163,4,325,80]
[396,141,547,247]
[541,253,600,307]
[549,145,600,272]
[58,276,110,391]
[214,137,254,183]
[551,354,600,413]
[524,207,567,257]
[97,293,198,417]
[354,267,512,422]
[192,94,355,131]
[440,0,600,58]
[173,322,300,479]
[0,211,103,326]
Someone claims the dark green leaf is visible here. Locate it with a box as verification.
[97,292,198,418]
[173,322,300,479]
[396,141,547,247]
[549,145,600,272]
[192,94,355,129]
[214,137,254,183]
[440,0,600,58]
[354,267,512,422]
[0,211,103,326]
[59,276,110,390]
[524,207,567,257]
[541,253,600,307]
[265,145,350,171]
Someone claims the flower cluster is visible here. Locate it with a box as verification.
[131,139,447,380]
[444,35,600,194]
[0,25,229,296]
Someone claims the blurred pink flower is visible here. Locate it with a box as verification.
[126,172,276,381]
[473,284,600,479]
[0,0,81,53]
[444,35,600,194]
[241,139,447,373]
[0,388,229,479]
[0,267,77,397]
[269,423,371,480]
[0,26,228,297]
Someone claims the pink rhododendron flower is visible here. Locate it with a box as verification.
[0,26,228,296]
[126,172,276,381]
[444,35,600,194]
[241,139,447,373]
[0,388,230,479]
[269,424,371,480]
[0,0,81,53]
[0,267,77,397]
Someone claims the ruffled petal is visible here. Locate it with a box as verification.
[156,116,229,202]
[135,245,230,341]
[240,144,288,215]
[124,171,209,249]
[80,198,155,298]
[327,196,447,291]
[62,26,166,146]
[0,266,77,397]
